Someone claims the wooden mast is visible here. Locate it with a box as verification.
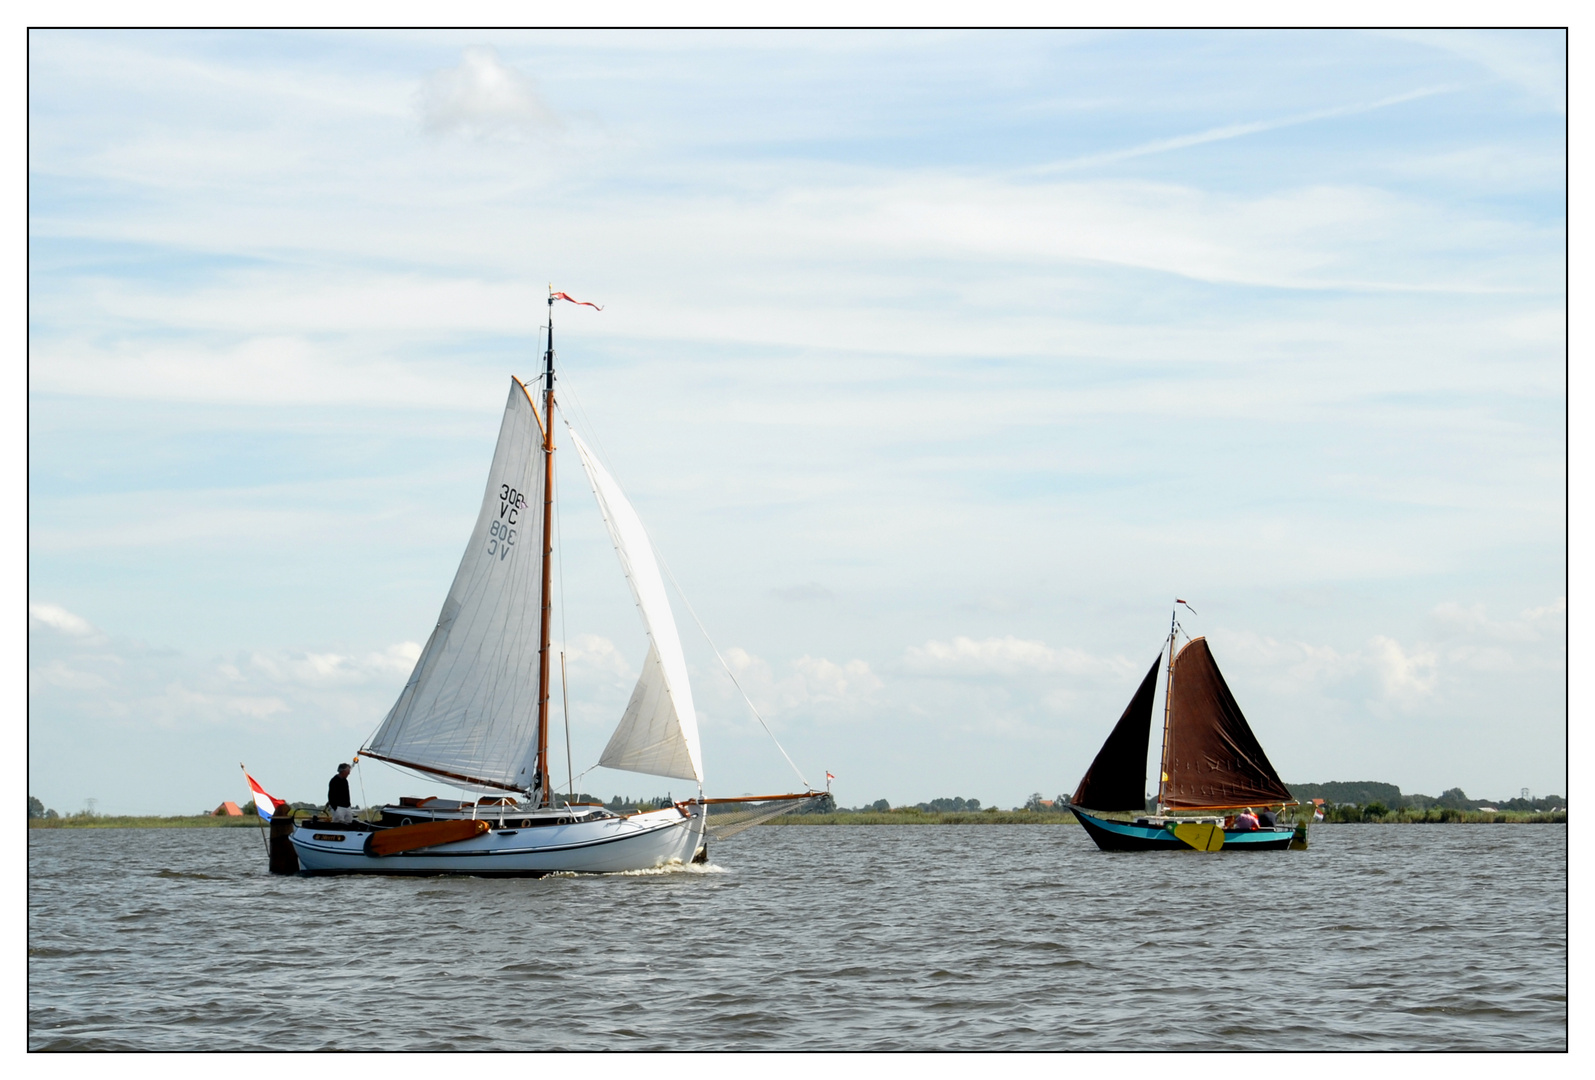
[1156,604,1178,815]
[534,291,557,807]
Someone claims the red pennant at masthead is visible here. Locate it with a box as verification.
[551,292,603,311]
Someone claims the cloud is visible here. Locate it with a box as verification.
[559,633,633,680]
[1386,30,1566,112]
[418,47,558,139]
[1431,596,1565,642]
[29,617,421,734]
[29,602,99,638]
[790,655,882,702]
[903,635,1124,679]
[712,647,880,719]
[1027,84,1463,176]
[1369,635,1439,702]
[244,642,423,686]
[1218,601,1565,712]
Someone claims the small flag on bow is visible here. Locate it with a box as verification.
[241,765,286,822]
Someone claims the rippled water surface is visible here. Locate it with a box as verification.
[29,823,1565,1050]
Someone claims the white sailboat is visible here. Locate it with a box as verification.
[284,292,822,875]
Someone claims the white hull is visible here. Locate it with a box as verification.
[290,806,706,875]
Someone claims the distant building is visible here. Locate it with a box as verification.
[1039,799,1054,809]
[213,801,243,817]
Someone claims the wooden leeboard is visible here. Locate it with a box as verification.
[1172,822,1224,852]
[368,818,490,857]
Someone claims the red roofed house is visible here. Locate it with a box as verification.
[213,801,243,817]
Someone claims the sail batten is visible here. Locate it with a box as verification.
[1072,654,1161,811]
[1162,637,1292,809]
[362,379,547,792]
[569,428,704,784]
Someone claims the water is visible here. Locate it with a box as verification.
[29,823,1566,1050]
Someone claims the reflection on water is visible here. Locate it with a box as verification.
[29,824,1565,1050]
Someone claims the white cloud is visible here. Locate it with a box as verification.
[419,47,558,139]
[709,647,879,719]
[28,602,99,637]
[1369,635,1439,703]
[1386,30,1566,112]
[904,635,1123,678]
[559,633,633,680]
[1432,596,1565,642]
[790,655,882,702]
[244,643,423,687]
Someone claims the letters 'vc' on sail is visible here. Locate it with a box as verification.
[364,380,547,792]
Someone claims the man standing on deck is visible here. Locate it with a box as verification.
[328,763,355,823]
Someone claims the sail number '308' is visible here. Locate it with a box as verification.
[488,484,528,561]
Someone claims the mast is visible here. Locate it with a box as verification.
[534,292,557,807]
[1156,604,1177,814]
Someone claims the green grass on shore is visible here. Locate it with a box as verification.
[28,814,267,829]
[768,810,1083,825]
[29,808,1566,829]
[1328,809,1567,824]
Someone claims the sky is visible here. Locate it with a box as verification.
[26,29,1567,815]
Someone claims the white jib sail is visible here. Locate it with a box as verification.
[364,379,547,791]
[568,427,704,784]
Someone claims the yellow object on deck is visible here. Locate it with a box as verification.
[1172,822,1224,851]
[368,818,489,857]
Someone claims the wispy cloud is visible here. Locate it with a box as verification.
[903,636,1131,679]
[1023,85,1466,176]
[29,602,100,638]
[419,46,559,139]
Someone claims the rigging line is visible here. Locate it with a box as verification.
[548,396,812,793]
[653,550,813,792]
[549,363,622,499]
[562,763,598,793]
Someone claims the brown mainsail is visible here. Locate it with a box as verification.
[1071,655,1161,811]
[1161,637,1292,810]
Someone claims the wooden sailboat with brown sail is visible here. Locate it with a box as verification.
[1070,602,1302,852]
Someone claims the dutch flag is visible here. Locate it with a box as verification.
[241,766,284,821]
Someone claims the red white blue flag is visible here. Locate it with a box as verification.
[242,766,284,821]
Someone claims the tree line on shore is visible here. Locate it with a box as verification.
[28,781,1567,825]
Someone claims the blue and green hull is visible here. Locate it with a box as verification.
[1073,808,1297,851]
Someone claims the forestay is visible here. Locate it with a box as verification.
[363,379,547,792]
[568,427,704,784]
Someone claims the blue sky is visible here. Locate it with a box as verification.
[28,30,1566,814]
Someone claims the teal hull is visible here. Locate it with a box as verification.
[1073,808,1296,851]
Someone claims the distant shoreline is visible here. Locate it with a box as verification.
[28,809,1567,829]
[768,810,1568,826]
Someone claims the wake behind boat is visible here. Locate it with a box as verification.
[275,291,823,876]
[1070,602,1304,853]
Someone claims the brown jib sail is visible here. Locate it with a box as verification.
[1161,637,1292,810]
[1071,655,1161,811]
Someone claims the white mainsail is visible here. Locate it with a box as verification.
[568,427,704,784]
[364,379,547,791]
